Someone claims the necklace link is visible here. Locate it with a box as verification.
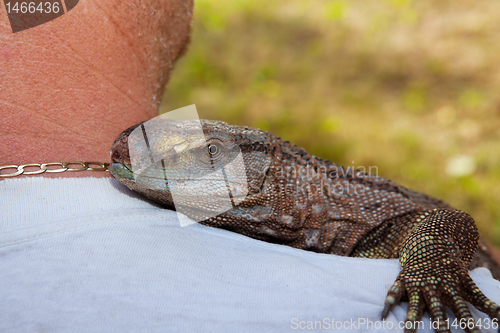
[86,162,109,171]
[0,165,23,177]
[42,162,68,173]
[21,163,47,175]
[64,162,88,172]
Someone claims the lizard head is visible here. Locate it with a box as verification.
[109,119,274,221]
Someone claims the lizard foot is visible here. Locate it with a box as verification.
[381,209,500,333]
[382,266,500,332]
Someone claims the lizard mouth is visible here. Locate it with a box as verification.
[109,163,135,181]
[109,162,248,199]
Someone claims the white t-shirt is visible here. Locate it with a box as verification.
[1,177,499,332]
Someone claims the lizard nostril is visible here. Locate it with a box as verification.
[112,150,121,162]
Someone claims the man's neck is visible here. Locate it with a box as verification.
[0,0,192,178]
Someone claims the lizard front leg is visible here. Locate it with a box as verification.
[382,209,500,333]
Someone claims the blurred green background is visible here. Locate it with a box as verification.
[160,0,500,245]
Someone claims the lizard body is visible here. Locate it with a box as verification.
[110,119,500,333]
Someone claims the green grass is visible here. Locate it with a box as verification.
[160,0,500,245]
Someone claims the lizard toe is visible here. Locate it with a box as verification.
[382,278,405,319]
[404,288,426,333]
[459,272,500,327]
[443,284,481,333]
[421,283,451,333]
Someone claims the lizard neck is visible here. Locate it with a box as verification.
[268,138,362,202]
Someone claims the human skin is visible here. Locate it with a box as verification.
[0,0,193,178]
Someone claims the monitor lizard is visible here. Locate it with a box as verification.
[109,119,500,333]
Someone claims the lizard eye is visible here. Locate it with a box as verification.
[208,144,218,155]
[207,142,222,158]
